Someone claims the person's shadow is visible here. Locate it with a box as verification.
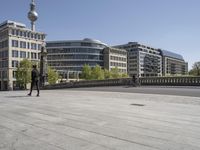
[5,95,31,98]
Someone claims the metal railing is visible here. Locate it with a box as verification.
[43,76,200,90]
[139,76,200,86]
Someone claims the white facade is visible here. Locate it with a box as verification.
[0,20,45,90]
[103,47,127,73]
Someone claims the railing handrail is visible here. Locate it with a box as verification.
[43,76,200,90]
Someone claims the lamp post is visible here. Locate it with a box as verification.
[39,45,48,87]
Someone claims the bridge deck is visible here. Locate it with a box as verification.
[0,90,200,150]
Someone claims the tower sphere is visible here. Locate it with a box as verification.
[28,11,38,22]
[27,0,38,31]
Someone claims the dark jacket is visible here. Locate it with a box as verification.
[31,69,39,81]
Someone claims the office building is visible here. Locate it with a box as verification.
[115,42,162,77]
[46,38,107,78]
[0,0,45,90]
[103,47,127,73]
[0,20,45,90]
[115,42,188,77]
[46,39,129,79]
[159,49,188,76]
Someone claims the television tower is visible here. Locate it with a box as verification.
[28,0,38,31]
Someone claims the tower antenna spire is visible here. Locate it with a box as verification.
[28,0,38,31]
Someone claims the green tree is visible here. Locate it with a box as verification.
[104,69,112,79]
[189,61,200,76]
[110,67,121,79]
[121,73,129,78]
[16,59,32,89]
[48,67,59,84]
[91,65,104,80]
[81,64,92,80]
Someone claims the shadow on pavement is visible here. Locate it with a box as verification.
[5,95,30,98]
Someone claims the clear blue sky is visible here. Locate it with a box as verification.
[1,0,200,69]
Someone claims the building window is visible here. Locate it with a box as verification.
[27,42,30,49]
[20,51,26,58]
[38,44,41,50]
[27,32,30,38]
[1,61,8,68]
[16,30,19,36]
[41,35,45,40]
[34,34,38,39]
[2,71,7,78]
[20,41,26,48]
[12,29,15,35]
[38,53,41,59]
[27,52,30,58]
[31,33,34,39]
[12,60,19,68]
[31,43,37,50]
[0,50,8,58]
[20,31,23,36]
[24,31,27,38]
[0,40,8,48]
[12,50,18,58]
[12,40,18,47]
[31,52,37,59]
[13,71,17,79]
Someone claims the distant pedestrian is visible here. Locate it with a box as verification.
[136,74,140,86]
[132,75,136,86]
[28,65,40,97]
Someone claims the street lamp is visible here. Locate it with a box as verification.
[39,45,48,87]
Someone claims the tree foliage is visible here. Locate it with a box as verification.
[110,67,121,79]
[16,59,32,89]
[104,69,112,79]
[91,65,104,80]
[122,73,129,78]
[16,59,59,87]
[81,65,128,80]
[189,61,200,76]
[48,67,59,84]
[81,64,92,80]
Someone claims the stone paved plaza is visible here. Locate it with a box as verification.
[0,89,200,150]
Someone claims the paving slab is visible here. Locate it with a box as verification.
[0,90,200,150]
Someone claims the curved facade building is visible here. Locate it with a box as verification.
[46,39,107,75]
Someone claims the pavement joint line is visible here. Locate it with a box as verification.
[0,124,66,150]
[2,107,200,149]
[63,87,200,98]
[0,114,124,150]
[4,101,198,138]
[0,112,161,150]
[3,98,200,129]
[2,95,200,132]
[1,90,200,150]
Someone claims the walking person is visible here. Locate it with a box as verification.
[132,75,136,86]
[28,65,40,96]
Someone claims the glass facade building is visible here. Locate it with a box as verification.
[114,42,188,77]
[159,49,188,76]
[115,42,162,77]
[46,38,107,76]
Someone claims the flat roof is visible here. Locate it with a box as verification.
[47,38,108,46]
[161,49,184,60]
